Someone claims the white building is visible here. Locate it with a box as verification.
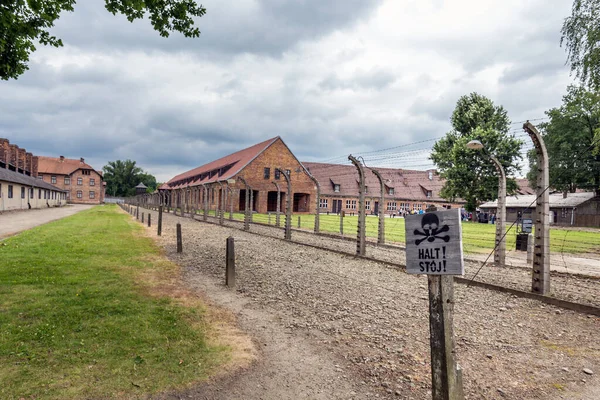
[0,167,67,212]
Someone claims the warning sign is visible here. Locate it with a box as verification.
[404,209,464,275]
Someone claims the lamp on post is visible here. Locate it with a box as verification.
[467,139,506,267]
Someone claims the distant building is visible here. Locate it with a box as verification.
[135,183,148,195]
[0,139,66,211]
[479,192,600,227]
[37,156,104,204]
[303,162,464,215]
[161,137,317,213]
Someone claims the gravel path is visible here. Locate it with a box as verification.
[0,204,94,239]
[136,207,600,400]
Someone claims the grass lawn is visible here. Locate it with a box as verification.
[195,209,600,254]
[0,205,229,399]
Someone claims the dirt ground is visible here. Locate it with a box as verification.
[134,207,600,400]
[0,204,94,239]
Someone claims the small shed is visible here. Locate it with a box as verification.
[480,192,599,227]
[135,182,147,196]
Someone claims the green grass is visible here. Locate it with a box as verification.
[196,209,600,254]
[0,205,227,399]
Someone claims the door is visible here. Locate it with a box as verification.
[374,201,379,215]
[332,199,342,214]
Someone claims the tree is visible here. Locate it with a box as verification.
[561,0,600,90]
[1,1,206,80]
[102,159,157,197]
[527,85,600,195]
[430,93,523,212]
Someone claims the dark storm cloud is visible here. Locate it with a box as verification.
[50,0,384,57]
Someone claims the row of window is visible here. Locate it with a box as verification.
[317,198,427,211]
[0,184,64,200]
[263,168,291,180]
[332,184,397,196]
[43,175,96,186]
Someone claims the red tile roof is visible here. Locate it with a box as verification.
[37,156,98,175]
[166,137,280,186]
[303,162,453,203]
[516,178,535,195]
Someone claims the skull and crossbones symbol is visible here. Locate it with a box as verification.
[414,213,450,245]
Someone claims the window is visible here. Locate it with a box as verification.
[77,190,83,199]
[90,178,95,186]
[77,177,83,185]
[319,198,328,208]
[263,168,270,179]
[38,175,43,180]
[38,189,41,199]
[82,170,91,175]
[51,176,56,184]
[426,190,432,198]
[0,183,2,198]
[387,202,397,211]
[89,191,95,199]
[8,185,13,198]
[334,184,340,193]
[388,187,395,195]
[274,169,281,180]
[29,188,34,198]
[64,177,70,185]
[346,199,357,210]
[285,169,291,179]
[365,200,371,210]
[400,202,410,211]
[21,187,25,199]
[364,186,368,193]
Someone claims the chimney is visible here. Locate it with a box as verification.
[80,157,85,163]
[60,155,65,161]
[32,156,39,178]
[0,138,8,167]
[25,152,33,175]
[9,144,18,168]
[18,148,26,171]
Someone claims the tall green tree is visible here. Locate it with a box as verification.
[527,85,600,195]
[430,93,523,212]
[103,159,157,197]
[1,1,206,80]
[561,0,600,90]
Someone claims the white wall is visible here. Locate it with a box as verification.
[0,181,67,211]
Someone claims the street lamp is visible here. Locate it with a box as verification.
[467,139,506,267]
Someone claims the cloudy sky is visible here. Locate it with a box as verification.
[1,0,575,182]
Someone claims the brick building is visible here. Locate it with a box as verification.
[0,138,67,211]
[37,156,104,204]
[302,162,464,215]
[162,137,317,213]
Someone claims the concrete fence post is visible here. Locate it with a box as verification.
[524,121,550,295]
[349,155,366,256]
[340,212,344,235]
[371,168,386,245]
[202,184,208,222]
[217,181,225,225]
[226,236,235,287]
[148,213,151,227]
[141,213,144,224]
[306,172,320,233]
[238,177,251,231]
[277,168,292,240]
[273,181,281,228]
